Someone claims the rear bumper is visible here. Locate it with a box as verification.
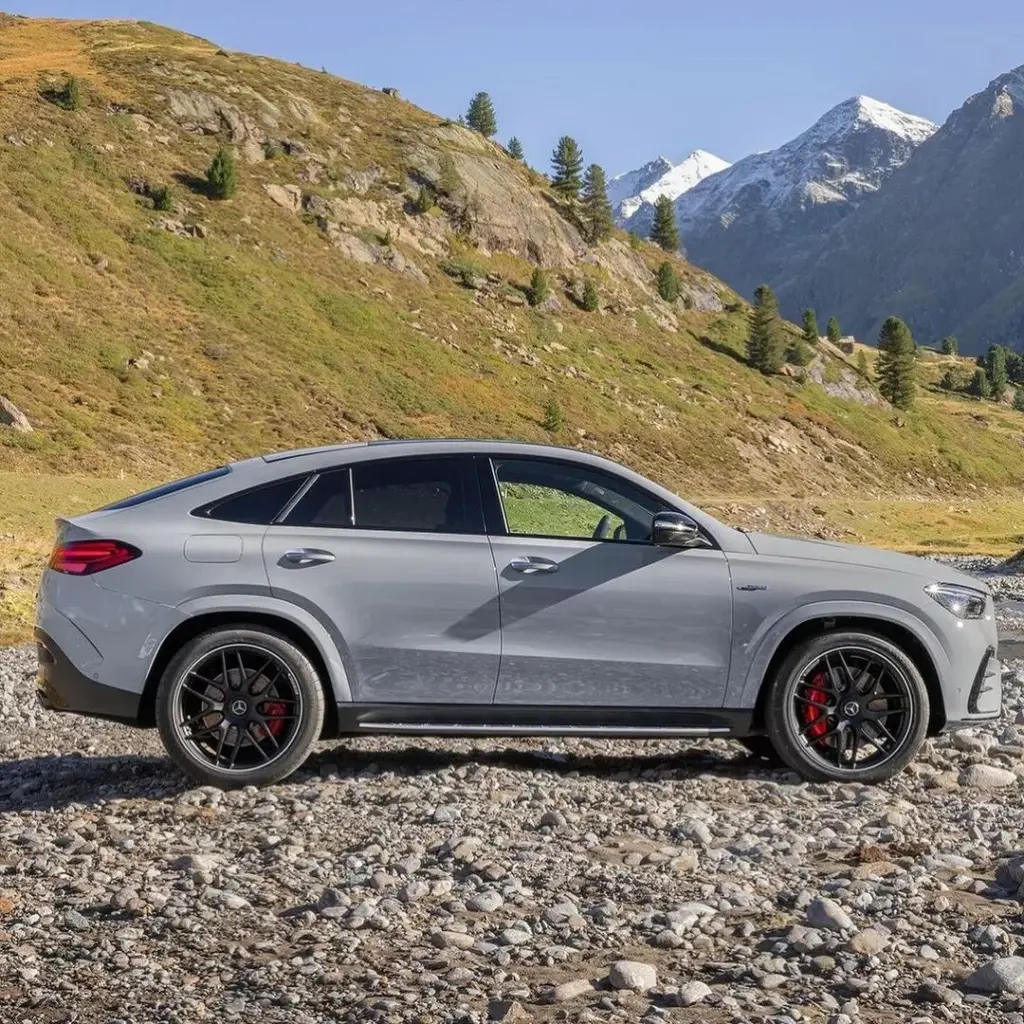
[35,629,142,724]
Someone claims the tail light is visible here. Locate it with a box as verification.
[48,540,141,575]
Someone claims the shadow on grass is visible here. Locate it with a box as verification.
[172,171,212,198]
[698,334,749,366]
[1,742,785,812]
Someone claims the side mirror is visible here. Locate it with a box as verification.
[652,511,709,548]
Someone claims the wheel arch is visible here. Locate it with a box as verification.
[139,600,351,735]
[747,613,946,736]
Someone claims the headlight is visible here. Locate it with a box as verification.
[925,582,988,620]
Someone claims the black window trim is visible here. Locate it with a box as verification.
[483,454,717,548]
[279,453,486,536]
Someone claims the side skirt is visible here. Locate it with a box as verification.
[334,703,753,739]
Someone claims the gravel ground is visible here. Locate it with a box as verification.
[5,560,1024,1023]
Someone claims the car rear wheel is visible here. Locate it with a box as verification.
[764,631,929,784]
[155,627,325,788]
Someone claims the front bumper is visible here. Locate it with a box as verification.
[36,629,143,724]
[945,644,1002,730]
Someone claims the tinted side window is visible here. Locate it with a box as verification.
[284,458,482,534]
[287,469,353,528]
[353,458,481,533]
[196,477,308,524]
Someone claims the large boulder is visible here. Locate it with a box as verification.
[0,395,31,433]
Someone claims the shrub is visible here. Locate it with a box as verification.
[581,278,599,312]
[527,267,550,307]
[151,185,173,212]
[412,184,436,214]
[542,397,564,433]
[656,261,680,302]
[56,74,83,111]
[206,147,237,200]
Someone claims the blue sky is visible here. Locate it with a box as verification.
[13,1,1024,174]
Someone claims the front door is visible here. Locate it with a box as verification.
[487,457,733,708]
[263,455,500,704]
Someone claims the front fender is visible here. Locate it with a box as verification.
[727,599,949,708]
[175,593,353,702]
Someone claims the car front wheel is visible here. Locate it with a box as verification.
[155,626,325,789]
[764,631,929,784]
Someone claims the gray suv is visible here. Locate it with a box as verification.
[36,440,1000,787]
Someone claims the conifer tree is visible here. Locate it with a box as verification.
[826,316,842,345]
[527,267,550,307]
[437,152,461,196]
[580,164,614,244]
[550,136,583,198]
[507,136,524,161]
[987,343,1008,400]
[970,367,991,399]
[856,350,870,378]
[746,284,785,374]
[802,308,819,346]
[59,74,83,111]
[1014,387,1024,412]
[940,336,958,356]
[542,396,564,432]
[786,335,813,366]
[582,278,599,312]
[465,92,497,137]
[650,194,680,252]
[206,147,237,199]
[875,316,916,410]
[656,261,680,303]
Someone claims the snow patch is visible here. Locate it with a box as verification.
[611,150,730,222]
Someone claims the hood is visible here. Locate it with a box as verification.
[745,532,988,590]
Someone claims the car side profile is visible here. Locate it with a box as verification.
[36,439,1001,787]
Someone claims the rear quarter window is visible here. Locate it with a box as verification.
[193,477,309,524]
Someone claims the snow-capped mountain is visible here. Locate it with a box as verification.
[609,150,731,222]
[778,67,1024,354]
[624,96,937,302]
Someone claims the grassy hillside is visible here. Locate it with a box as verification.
[2,16,1024,641]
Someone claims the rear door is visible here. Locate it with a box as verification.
[263,455,500,704]
[485,456,734,708]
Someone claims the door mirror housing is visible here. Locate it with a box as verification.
[651,511,709,548]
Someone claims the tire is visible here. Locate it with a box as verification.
[156,626,325,789]
[764,630,929,784]
[737,735,780,761]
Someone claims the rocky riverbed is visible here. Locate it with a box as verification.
[4,559,1024,1023]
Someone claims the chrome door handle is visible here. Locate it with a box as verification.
[509,556,559,575]
[282,548,335,566]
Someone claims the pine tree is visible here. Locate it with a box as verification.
[826,316,842,345]
[465,92,497,137]
[801,308,819,346]
[650,195,680,252]
[151,185,173,212]
[581,278,599,312]
[438,152,460,196]
[550,136,583,198]
[786,335,813,366]
[59,74,83,111]
[875,316,916,410]
[746,284,785,375]
[987,343,1008,400]
[580,164,613,244]
[1014,387,1024,412]
[206,147,237,200]
[856,350,870,378]
[412,184,436,214]
[507,136,524,161]
[940,336,958,356]
[542,396,564,432]
[527,267,550,307]
[970,367,991,398]
[1007,349,1024,384]
[656,261,680,303]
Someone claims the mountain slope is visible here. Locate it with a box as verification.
[626,97,936,301]
[777,68,1024,354]
[609,150,730,222]
[0,14,1022,510]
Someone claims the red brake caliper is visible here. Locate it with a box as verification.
[262,701,288,738]
[802,670,830,743]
